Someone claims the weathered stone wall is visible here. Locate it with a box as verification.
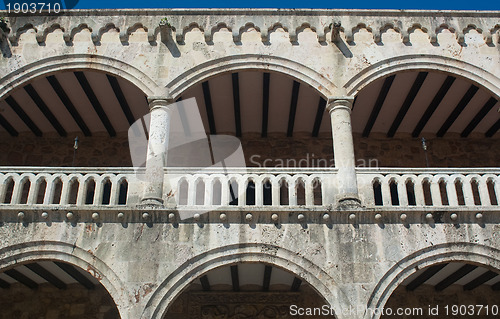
[0,133,132,167]
[0,132,498,168]
[382,285,500,318]
[353,134,500,168]
[0,283,119,319]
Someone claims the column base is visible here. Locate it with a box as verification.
[140,197,164,206]
[336,193,361,209]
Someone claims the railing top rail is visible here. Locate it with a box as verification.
[0,166,498,175]
[356,167,500,174]
[0,167,338,174]
[0,167,138,174]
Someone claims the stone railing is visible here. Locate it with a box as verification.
[1,167,499,212]
[167,167,334,210]
[0,167,142,208]
[357,168,500,210]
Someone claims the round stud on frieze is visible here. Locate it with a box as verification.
[400,213,408,222]
[142,212,150,220]
[322,213,330,222]
[219,213,227,222]
[66,212,74,220]
[117,212,125,220]
[450,213,458,222]
[193,213,201,221]
[348,213,356,222]
[374,213,382,222]
[297,213,305,222]
[425,213,434,222]
[41,212,49,219]
[168,213,176,222]
[18,211,25,220]
[92,212,100,221]
[245,213,253,222]
[271,213,279,223]
[475,213,483,220]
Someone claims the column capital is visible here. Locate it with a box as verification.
[326,96,355,113]
[147,96,175,110]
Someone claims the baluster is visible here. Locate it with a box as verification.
[59,177,72,205]
[305,177,314,206]
[77,177,87,206]
[221,177,230,206]
[93,177,105,206]
[430,179,442,207]
[43,176,56,204]
[462,177,475,206]
[381,179,391,206]
[413,177,426,206]
[272,177,280,207]
[494,177,500,205]
[446,177,459,206]
[255,177,263,206]
[27,175,39,205]
[109,177,120,205]
[289,176,297,206]
[477,177,490,207]
[10,176,23,204]
[204,176,212,206]
[397,177,408,206]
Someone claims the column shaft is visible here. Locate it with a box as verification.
[327,97,360,205]
[141,97,173,205]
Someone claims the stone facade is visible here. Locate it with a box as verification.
[0,8,499,319]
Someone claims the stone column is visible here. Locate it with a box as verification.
[327,97,360,206]
[141,96,174,205]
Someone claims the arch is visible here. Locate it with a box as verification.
[0,53,161,100]
[0,240,130,319]
[142,243,353,319]
[166,54,336,99]
[366,242,500,319]
[344,54,500,99]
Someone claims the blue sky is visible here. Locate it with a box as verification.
[1,0,499,10]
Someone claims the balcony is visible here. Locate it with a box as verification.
[0,167,498,214]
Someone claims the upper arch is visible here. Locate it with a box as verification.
[0,240,131,319]
[166,54,336,99]
[366,242,500,319]
[142,243,352,319]
[0,53,161,100]
[344,54,500,99]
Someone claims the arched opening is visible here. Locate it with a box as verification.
[0,260,120,318]
[351,69,500,168]
[406,180,416,206]
[373,180,383,206]
[279,178,289,205]
[383,261,500,318]
[177,178,189,206]
[389,179,399,206]
[162,262,330,318]
[439,180,449,205]
[263,179,272,205]
[0,69,149,168]
[176,70,332,169]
